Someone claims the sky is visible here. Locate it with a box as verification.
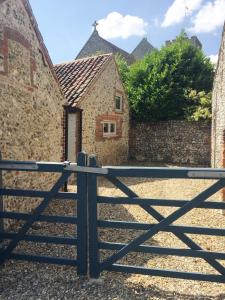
[29,0,225,65]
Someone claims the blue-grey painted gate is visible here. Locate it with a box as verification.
[87,156,225,283]
[1,152,225,283]
[0,152,88,276]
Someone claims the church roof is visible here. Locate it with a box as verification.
[76,29,135,65]
[54,53,113,107]
[131,38,155,60]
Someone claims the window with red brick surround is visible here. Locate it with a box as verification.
[114,89,124,113]
[96,114,123,141]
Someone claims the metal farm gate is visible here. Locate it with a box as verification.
[0,152,89,275]
[1,152,225,283]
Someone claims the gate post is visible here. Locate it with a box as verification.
[88,155,100,278]
[77,152,88,276]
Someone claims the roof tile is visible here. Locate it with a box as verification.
[54,54,112,107]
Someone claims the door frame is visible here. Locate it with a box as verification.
[64,106,82,190]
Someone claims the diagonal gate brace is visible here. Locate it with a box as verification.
[104,176,225,275]
[0,171,71,265]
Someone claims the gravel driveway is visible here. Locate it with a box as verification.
[1,173,225,299]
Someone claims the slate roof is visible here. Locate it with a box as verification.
[76,29,135,65]
[131,38,155,60]
[54,53,112,107]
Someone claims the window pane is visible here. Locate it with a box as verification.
[103,123,109,133]
[110,123,115,133]
[115,96,121,110]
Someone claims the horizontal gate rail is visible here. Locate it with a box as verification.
[99,242,225,260]
[10,253,78,266]
[0,189,77,200]
[98,220,225,236]
[0,231,77,245]
[0,211,77,224]
[108,265,225,283]
[0,160,108,174]
[98,196,225,209]
[0,160,71,172]
[105,166,225,179]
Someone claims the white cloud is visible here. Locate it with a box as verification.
[152,17,160,27]
[97,12,148,39]
[208,54,218,64]
[189,0,225,33]
[161,0,204,27]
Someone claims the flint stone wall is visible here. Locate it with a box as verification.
[130,121,211,166]
[211,24,225,168]
[0,0,64,221]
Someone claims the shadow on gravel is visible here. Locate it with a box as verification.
[83,276,225,300]
[1,263,224,300]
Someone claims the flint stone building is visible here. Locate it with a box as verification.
[0,0,64,217]
[212,23,225,168]
[76,25,155,64]
[76,24,202,65]
[55,53,129,166]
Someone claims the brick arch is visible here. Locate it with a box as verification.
[0,0,57,81]
[0,26,37,90]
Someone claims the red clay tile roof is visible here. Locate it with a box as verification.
[54,54,113,107]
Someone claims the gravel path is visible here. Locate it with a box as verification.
[1,174,225,299]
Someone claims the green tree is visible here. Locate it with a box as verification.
[115,54,129,84]
[118,32,214,121]
[184,90,212,121]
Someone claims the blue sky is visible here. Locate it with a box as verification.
[29,0,225,64]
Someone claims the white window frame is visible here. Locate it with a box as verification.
[115,95,123,112]
[102,121,117,137]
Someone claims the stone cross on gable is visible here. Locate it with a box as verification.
[92,21,98,31]
[184,0,191,17]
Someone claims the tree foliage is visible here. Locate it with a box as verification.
[184,90,212,121]
[116,32,214,121]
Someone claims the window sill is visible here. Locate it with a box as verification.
[115,110,123,114]
[103,134,118,139]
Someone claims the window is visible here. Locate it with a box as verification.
[103,121,116,137]
[115,95,122,112]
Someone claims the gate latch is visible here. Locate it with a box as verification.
[63,162,108,175]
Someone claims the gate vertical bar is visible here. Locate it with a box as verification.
[77,152,88,276]
[88,155,100,278]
